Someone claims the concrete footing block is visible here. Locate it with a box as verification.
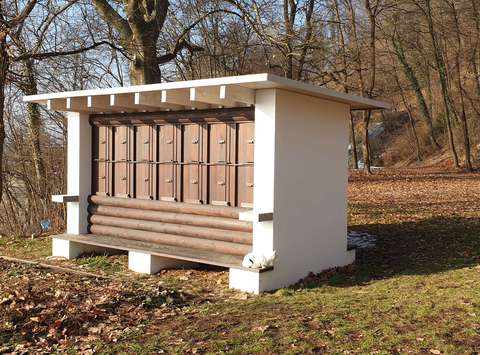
[128,251,198,274]
[229,268,278,294]
[52,238,114,260]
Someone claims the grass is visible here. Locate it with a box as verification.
[2,168,480,353]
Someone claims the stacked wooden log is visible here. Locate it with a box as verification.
[88,195,253,256]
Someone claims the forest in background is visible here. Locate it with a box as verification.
[1,0,480,235]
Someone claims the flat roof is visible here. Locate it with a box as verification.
[23,73,390,112]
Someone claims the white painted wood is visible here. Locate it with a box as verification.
[47,99,67,111]
[190,86,235,107]
[87,95,111,111]
[128,251,197,274]
[51,194,79,203]
[135,91,182,110]
[25,73,390,110]
[266,89,354,290]
[251,89,276,256]
[238,210,273,222]
[66,112,91,235]
[163,89,208,109]
[66,97,90,112]
[220,85,255,105]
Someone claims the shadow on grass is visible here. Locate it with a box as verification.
[299,216,480,289]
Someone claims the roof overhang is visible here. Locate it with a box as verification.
[23,73,390,113]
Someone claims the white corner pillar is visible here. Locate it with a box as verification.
[128,251,198,274]
[228,89,278,294]
[251,89,276,255]
[66,112,91,235]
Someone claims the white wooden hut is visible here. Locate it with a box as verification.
[24,73,388,293]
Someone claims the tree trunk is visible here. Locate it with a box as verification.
[350,112,359,169]
[406,108,422,162]
[362,111,372,174]
[129,42,162,84]
[0,39,7,203]
[424,0,459,168]
[22,59,48,201]
[450,1,472,171]
[392,33,440,149]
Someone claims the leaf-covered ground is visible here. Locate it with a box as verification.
[2,169,480,354]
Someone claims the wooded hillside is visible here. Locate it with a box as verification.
[1,0,479,235]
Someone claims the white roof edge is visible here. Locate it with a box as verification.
[23,72,390,110]
[265,73,390,110]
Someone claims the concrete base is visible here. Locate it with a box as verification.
[230,251,356,294]
[127,251,198,274]
[52,238,117,259]
[228,268,278,294]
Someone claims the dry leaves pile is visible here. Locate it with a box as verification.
[0,259,188,354]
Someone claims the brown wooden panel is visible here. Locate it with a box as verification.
[135,125,156,162]
[237,165,254,208]
[158,124,175,162]
[237,122,254,163]
[93,126,111,161]
[134,162,155,199]
[90,107,254,126]
[183,163,203,204]
[92,109,255,208]
[113,162,130,197]
[209,164,231,206]
[209,123,228,164]
[113,126,130,161]
[158,163,177,201]
[183,124,202,162]
[93,161,111,196]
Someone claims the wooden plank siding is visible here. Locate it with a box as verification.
[91,108,254,207]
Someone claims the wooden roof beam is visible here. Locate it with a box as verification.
[190,85,254,107]
[162,89,209,110]
[220,85,255,106]
[47,98,67,111]
[135,92,185,111]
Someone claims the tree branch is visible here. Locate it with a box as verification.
[13,40,125,61]
[92,0,132,38]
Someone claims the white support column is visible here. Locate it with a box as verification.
[66,112,91,235]
[229,89,278,294]
[251,89,276,255]
[128,251,198,274]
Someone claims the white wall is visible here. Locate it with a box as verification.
[268,89,351,289]
[66,112,91,234]
[252,89,276,254]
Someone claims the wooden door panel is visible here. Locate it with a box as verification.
[135,162,154,199]
[114,126,129,161]
[183,163,203,203]
[237,122,254,163]
[135,126,156,162]
[183,124,201,162]
[237,165,254,208]
[209,165,230,205]
[93,161,110,195]
[158,124,175,162]
[93,126,111,161]
[209,124,228,164]
[113,162,130,197]
[158,163,176,201]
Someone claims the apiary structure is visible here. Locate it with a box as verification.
[24,73,388,293]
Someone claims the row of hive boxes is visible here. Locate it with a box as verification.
[92,122,254,208]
